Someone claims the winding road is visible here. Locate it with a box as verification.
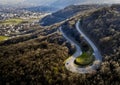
[59,20,102,74]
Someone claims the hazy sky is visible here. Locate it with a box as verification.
[0,0,25,4]
[0,0,55,5]
[0,0,120,5]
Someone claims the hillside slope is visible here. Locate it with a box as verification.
[40,5,101,26]
[80,5,120,84]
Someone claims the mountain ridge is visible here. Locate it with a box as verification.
[39,4,102,26]
[24,6,59,12]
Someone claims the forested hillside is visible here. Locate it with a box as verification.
[80,6,120,84]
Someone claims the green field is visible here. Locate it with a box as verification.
[0,36,9,41]
[0,18,24,25]
[74,52,94,66]
[0,18,40,25]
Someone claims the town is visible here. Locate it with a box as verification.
[0,7,50,38]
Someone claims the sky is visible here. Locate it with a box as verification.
[0,0,120,6]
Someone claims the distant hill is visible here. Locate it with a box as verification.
[111,4,120,12]
[25,6,59,13]
[39,5,102,26]
[49,0,84,8]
